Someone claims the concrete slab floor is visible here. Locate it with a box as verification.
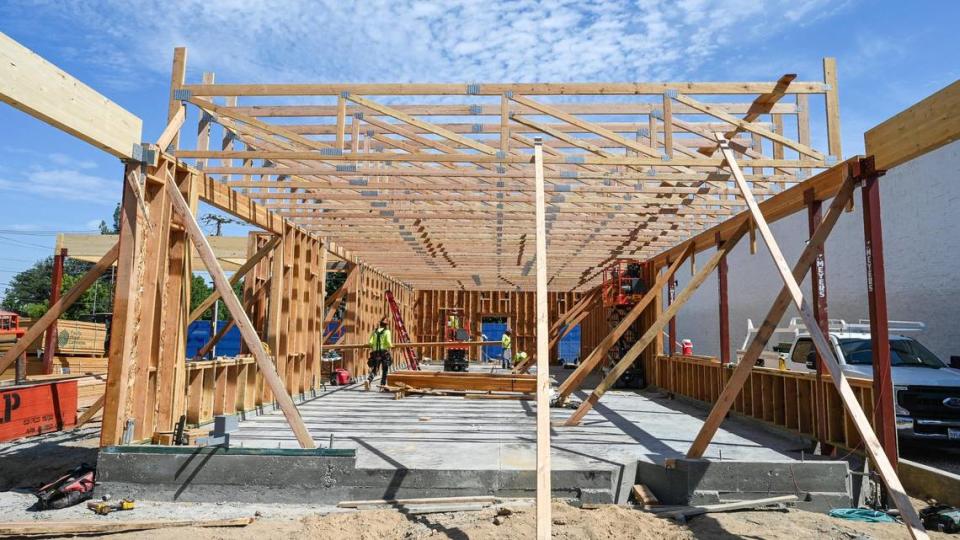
[231,367,809,474]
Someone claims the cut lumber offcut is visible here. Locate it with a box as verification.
[165,173,315,449]
[631,484,660,508]
[712,139,927,540]
[659,494,798,521]
[0,517,255,536]
[338,495,497,508]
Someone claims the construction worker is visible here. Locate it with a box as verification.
[367,317,393,389]
[500,330,513,369]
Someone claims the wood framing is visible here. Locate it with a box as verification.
[0,32,142,159]
[169,59,840,290]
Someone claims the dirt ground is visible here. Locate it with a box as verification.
[1,424,955,539]
[85,500,949,540]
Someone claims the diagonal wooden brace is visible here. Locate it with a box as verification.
[554,244,692,404]
[188,235,281,324]
[702,136,926,540]
[564,229,744,426]
[165,174,316,449]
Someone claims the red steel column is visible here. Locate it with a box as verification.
[42,248,67,375]
[860,158,897,466]
[805,189,833,455]
[667,276,677,356]
[716,233,730,365]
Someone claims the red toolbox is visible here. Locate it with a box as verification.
[0,380,77,442]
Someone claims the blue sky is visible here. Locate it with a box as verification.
[0,0,957,300]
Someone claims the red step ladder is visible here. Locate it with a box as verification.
[385,290,419,370]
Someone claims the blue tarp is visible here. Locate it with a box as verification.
[479,321,580,362]
[186,320,241,358]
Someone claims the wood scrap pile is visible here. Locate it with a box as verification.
[383,381,533,401]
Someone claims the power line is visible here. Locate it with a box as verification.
[0,235,51,250]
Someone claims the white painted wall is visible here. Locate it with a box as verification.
[672,139,960,362]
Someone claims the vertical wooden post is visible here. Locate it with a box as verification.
[101,166,146,446]
[532,138,551,539]
[166,47,187,151]
[805,188,833,454]
[667,277,677,355]
[716,234,729,366]
[823,57,842,160]
[861,160,897,466]
[42,247,66,374]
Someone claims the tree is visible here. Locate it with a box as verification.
[200,213,240,236]
[0,257,113,320]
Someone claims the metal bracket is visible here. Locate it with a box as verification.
[129,143,159,166]
[565,156,585,164]
[173,88,192,101]
[349,178,369,186]
[651,109,663,120]
[825,155,838,165]
[560,170,578,179]
[340,91,351,98]
[555,184,572,192]
[503,90,514,98]
[472,123,483,134]
[360,190,378,197]
[336,164,358,172]
[379,210,395,217]
[320,148,344,156]
[371,201,387,208]
[469,105,482,115]
[195,415,238,448]
[661,154,671,162]
[496,150,507,160]
[466,83,481,95]
[353,111,364,120]
[665,89,679,98]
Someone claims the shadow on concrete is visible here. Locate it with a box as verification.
[172,445,222,499]
[0,425,99,491]
[350,437,470,540]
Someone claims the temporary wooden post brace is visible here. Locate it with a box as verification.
[0,242,119,374]
[554,244,691,404]
[706,136,926,539]
[563,226,745,426]
[532,138,552,539]
[165,174,316,449]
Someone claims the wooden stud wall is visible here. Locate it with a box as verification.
[644,354,876,452]
[101,153,411,446]
[412,289,597,362]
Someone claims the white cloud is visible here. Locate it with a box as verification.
[0,168,119,204]
[0,0,855,87]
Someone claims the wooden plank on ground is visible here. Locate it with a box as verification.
[0,517,254,536]
[0,32,142,159]
[386,371,535,393]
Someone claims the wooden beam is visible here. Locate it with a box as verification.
[532,138,552,540]
[166,47,187,150]
[554,245,690,404]
[0,242,119,375]
[563,226,744,426]
[156,104,186,151]
[865,79,960,170]
[703,139,925,539]
[72,393,105,430]
[698,74,796,157]
[0,32,142,159]
[165,173,316,449]
[181,81,830,97]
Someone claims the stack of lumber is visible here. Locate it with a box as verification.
[0,319,107,357]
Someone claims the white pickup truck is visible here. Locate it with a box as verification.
[741,319,960,442]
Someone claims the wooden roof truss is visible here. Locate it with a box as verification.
[171,57,842,291]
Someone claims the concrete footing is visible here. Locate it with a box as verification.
[635,458,852,512]
[96,445,616,504]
